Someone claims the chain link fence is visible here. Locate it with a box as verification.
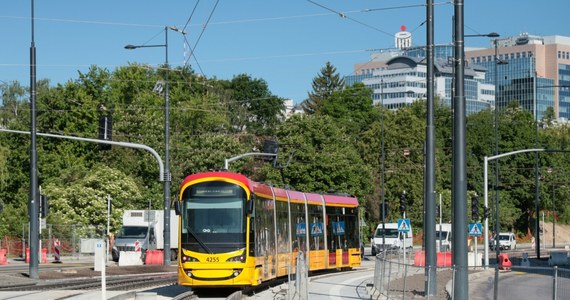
[371,249,570,300]
[1,223,108,260]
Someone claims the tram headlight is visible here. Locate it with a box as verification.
[227,253,245,262]
[181,254,199,262]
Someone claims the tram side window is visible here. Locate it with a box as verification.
[253,194,276,257]
[276,201,290,254]
[308,204,324,250]
[343,208,359,249]
[326,207,359,250]
[291,202,306,252]
[326,207,342,251]
[249,198,256,256]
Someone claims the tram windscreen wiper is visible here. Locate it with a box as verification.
[186,226,213,254]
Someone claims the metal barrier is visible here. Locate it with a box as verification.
[371,250,570,300]
[287,251,309,300]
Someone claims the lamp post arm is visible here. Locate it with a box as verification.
[224,153,277,170]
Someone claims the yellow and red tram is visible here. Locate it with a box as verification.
[175,171,362,288]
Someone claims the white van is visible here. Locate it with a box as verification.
[436,223,452,251]
[371,222,413,255]
[490,232,517,250]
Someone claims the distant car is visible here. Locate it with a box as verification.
[489,232,517,250]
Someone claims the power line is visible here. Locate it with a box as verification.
[183,0,220,76]
[182,0,201,33]
[306,0,393,37]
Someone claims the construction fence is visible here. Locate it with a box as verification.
[370,249,570,300]
[1,223,108,259]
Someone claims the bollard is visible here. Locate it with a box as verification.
[520,252,530,267]
[53,239,62,263]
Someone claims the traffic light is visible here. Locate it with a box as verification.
[262,139,279,166]
[471,194,479,221]
[381,202,389,221]
[399,192,406,215]
[98,115,112,150]
[40,194,49,218]
[436,204,441,218]
[484,206,490,220]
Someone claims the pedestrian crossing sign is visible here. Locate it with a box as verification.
[468,223,482,236]
[397,218,411,232]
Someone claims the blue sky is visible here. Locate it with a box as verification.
[2,1,570,104]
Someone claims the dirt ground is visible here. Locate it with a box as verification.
[37,264,177,280]
[385,269,454,300]
[540,222,570,246]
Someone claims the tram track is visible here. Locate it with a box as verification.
[0,272,178,292]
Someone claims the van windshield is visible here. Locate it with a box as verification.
[116,226,148,238]
[375,228,399,238]
[499,235,510,240]
[435,231,448,240]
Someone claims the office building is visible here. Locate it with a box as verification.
[465,33,570,121]
[346,27,492,114]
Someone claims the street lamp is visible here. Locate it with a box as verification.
[125,25,185,266]
[380,78,386,251]
[464,32,499,38]
[486,37,508,267]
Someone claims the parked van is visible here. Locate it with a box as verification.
[371,222,413,255]
[436,223,452,251]
[489,232,516,250]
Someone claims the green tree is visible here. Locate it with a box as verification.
[320,82,376,134]
[226,74,285,135]
[301,62,344,115]
[44,164,144,233]
[266,114,373,199]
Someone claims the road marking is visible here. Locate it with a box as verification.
[327,273,374,299]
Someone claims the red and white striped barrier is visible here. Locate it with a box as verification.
[53,239,62,263]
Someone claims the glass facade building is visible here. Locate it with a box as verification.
[466,33,570,121]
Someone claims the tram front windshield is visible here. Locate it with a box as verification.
[181,181,246,254]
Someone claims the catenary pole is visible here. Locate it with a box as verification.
[452,1,468,299]
[425,0,437,296]
[29,0,39,279]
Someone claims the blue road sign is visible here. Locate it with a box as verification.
[468,223,482,236]
[397,218,411,233]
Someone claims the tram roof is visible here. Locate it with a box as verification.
[181,171,358,208]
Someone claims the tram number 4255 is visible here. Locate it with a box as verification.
[206,257,219,263]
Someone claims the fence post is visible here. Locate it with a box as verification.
[451,265,456,300]
[48,224,52,257]
[553,266,558,300]
[387,259,392,299]
[427,265,432,300]
[21,223,26,259]
[402,261,408,300]
[72,224,76,258]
